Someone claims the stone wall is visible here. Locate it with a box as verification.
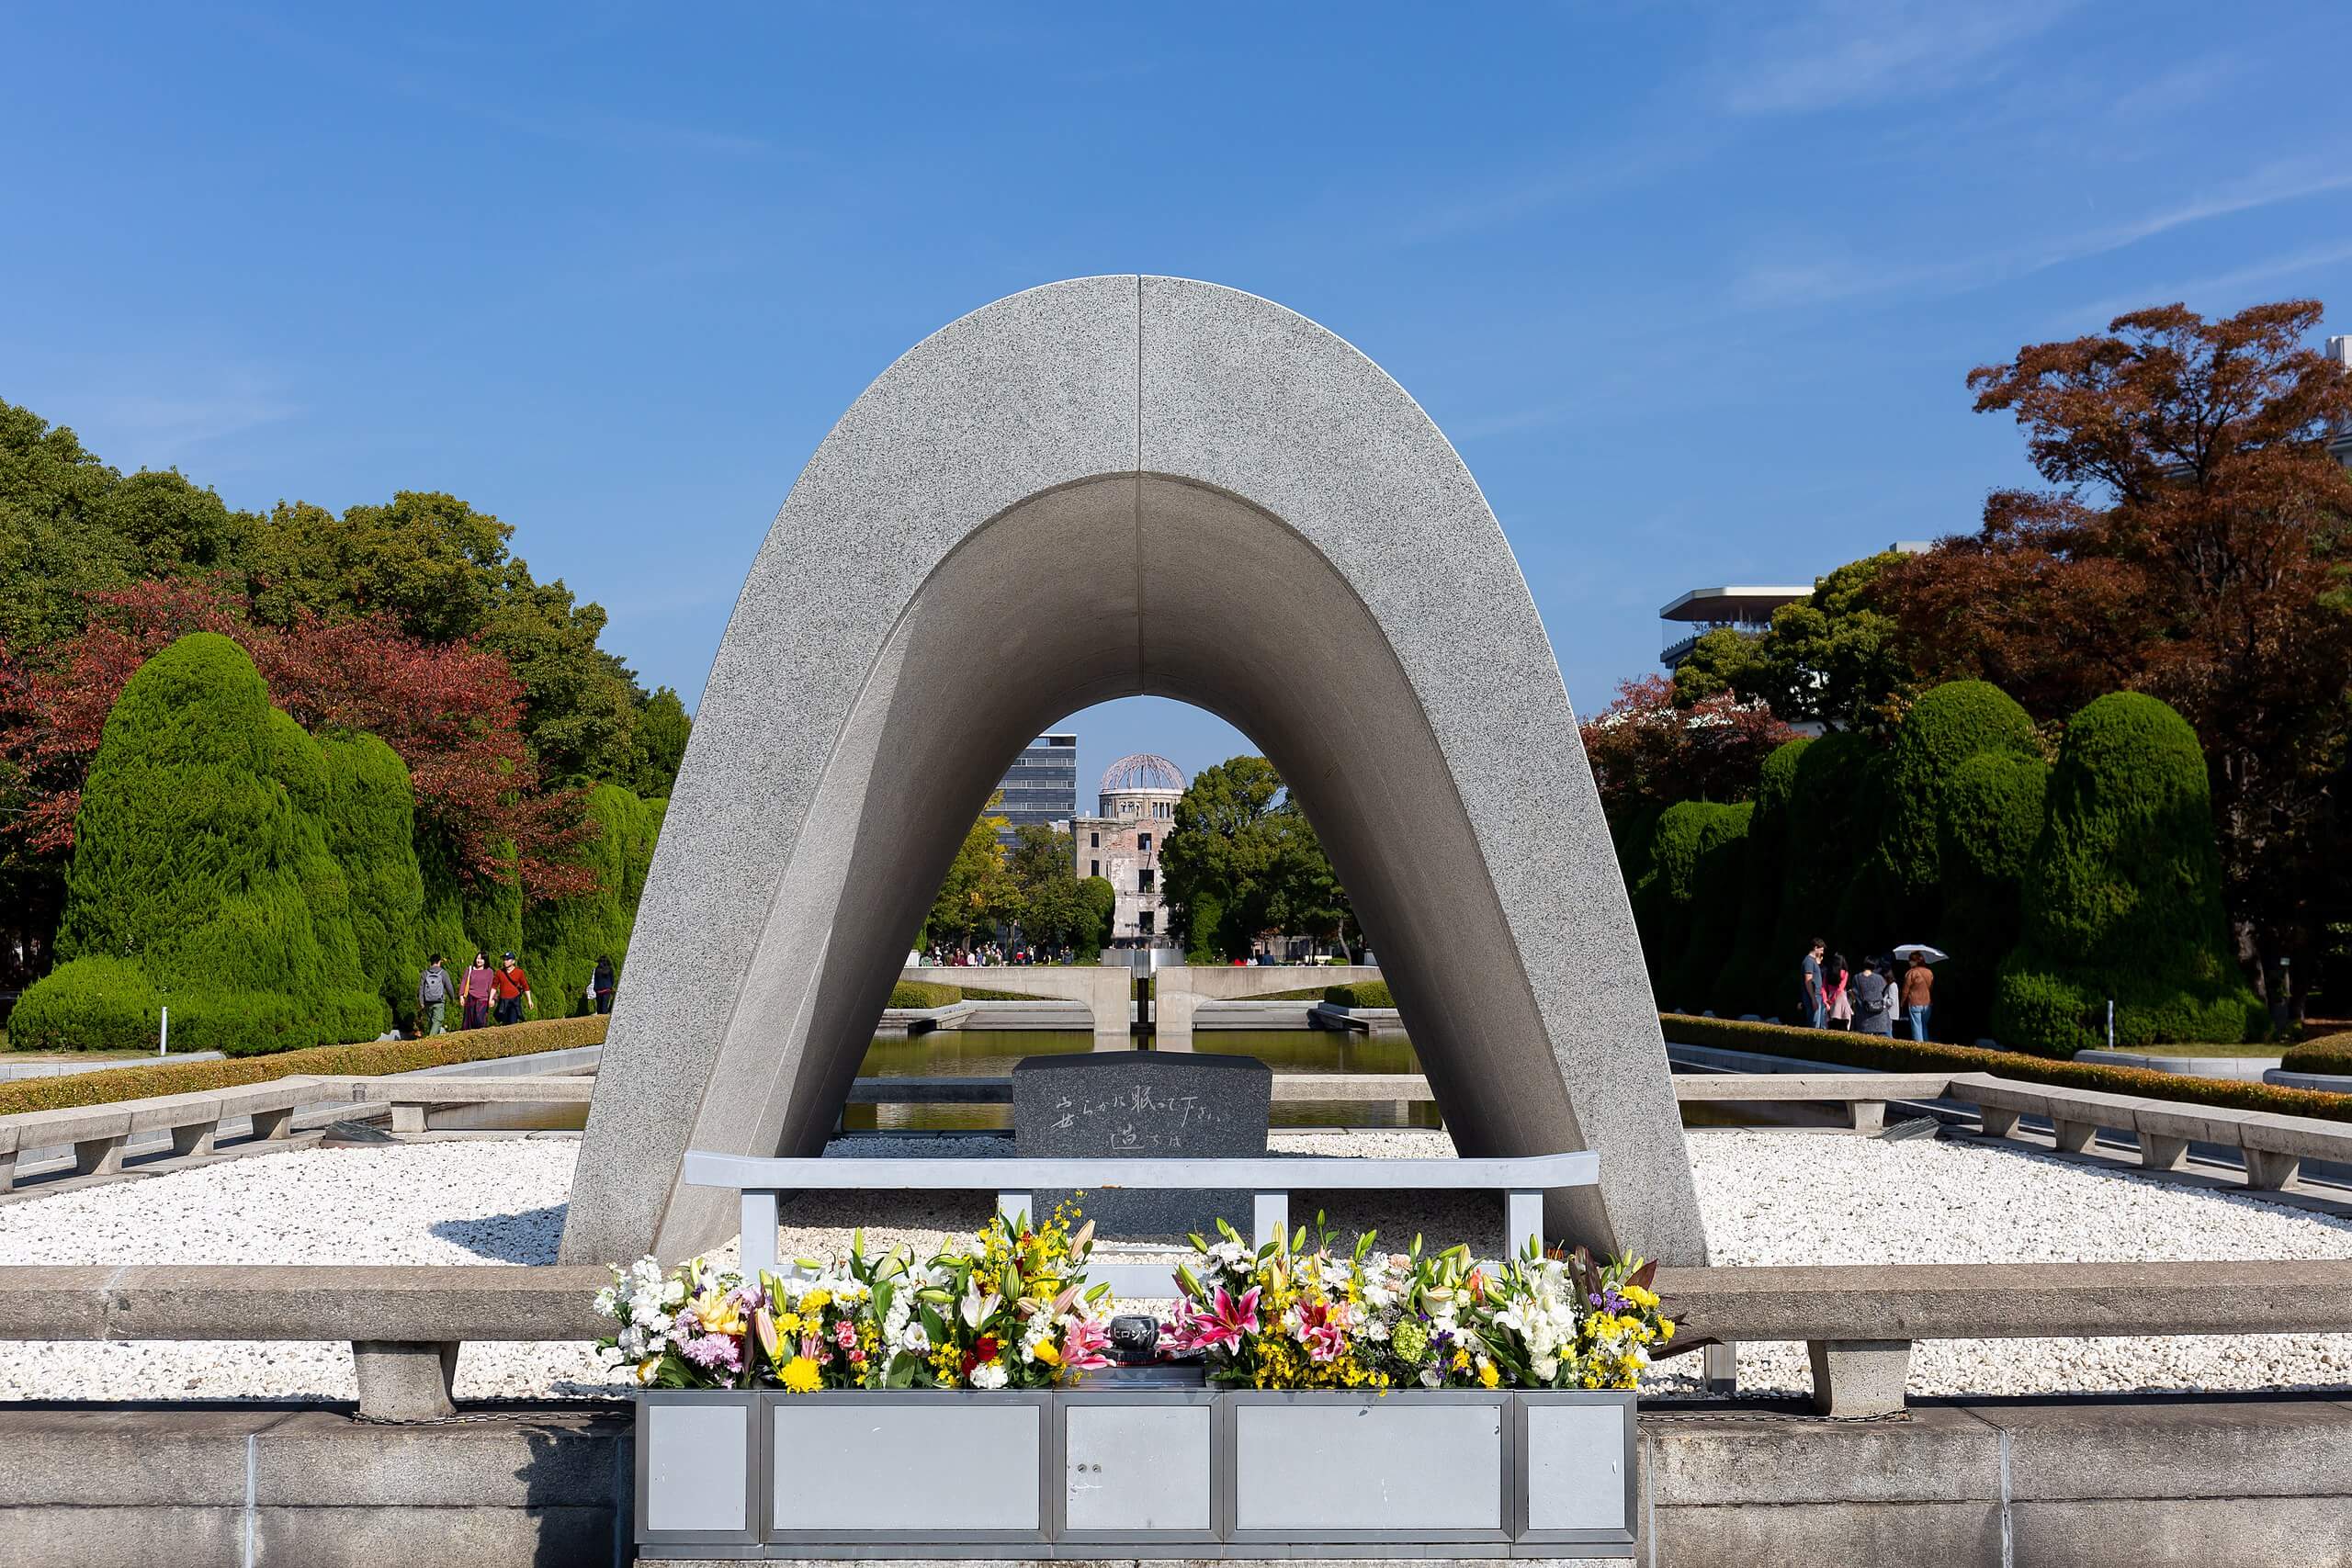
[9,1394,2351,1566]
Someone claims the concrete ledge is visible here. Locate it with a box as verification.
[2270,1066,2352,1093]
[2079,1048,2280,1081]
[1654,1258,2352,1342]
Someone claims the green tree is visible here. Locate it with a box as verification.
[479,569,645,785]
[1993,693,2264,1055]
[1674,553,1916,729]
[0,399,258,654]
[1161,757,1297,961]
[926,797,1012,950]
[321,733,426,1030]
[628,686,692,798]
[248,491,508,646]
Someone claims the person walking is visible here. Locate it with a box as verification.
[592,955,616,1016]
[492,952,534,1026]
[1824,952,1852,1031]
[1852,957,1895,1036]
[1801,937,1827,1030]
[415,953,451,1036]
[461,952,493,1031]
[1903,956,1935,1042]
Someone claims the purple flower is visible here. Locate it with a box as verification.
[682,1334,743,1372]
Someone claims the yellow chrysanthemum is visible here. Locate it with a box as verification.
[1479,1361,1500,1389]
[781,1356,823,1394]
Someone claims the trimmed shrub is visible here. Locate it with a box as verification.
[0,1013,609,1116]
[1323,980,1395,1009]
[1671,803,1751,1012]
[1774,730,1873,992]
[8,956,158,1052]
[2282,1032,2352,1076]
[1663,1012,2352,1124]
[1632,800,1750,1010]
[1716,739,1808,1014]
[264,708,388,1044]
[889,980,962,1009]
[524,784,664,1017]
[39,634,383,1052]
[321,733,426,1030]
[1872,682,2040,930]
[1932,750,2051,1040]
[1994,694,2263,1055]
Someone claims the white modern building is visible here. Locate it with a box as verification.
[1657,584,1812,670]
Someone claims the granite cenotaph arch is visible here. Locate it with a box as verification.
[560,276,1710,1268]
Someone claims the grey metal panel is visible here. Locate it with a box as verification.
[637,1390,760,1548]
[1227,1393,1507,1539]
[766,1395,1046,1537]
[1062,1397,1214,1534]
[1521,1397,1629,1533]
[682,1149,1599,1191]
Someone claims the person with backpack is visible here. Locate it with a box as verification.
[416,953,452,1036]
[461,952,495,1030]
[492,952,534,1026]
[1851,956,1895,1037]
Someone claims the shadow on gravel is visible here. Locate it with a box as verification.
[429,1201,568,1263]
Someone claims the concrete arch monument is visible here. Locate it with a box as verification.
[560,276,1709,1268]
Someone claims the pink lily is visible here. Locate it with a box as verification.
[1059,1316,1114,1372]
[1192,1286,1261,1356]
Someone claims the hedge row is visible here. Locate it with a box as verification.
[888,980,962,1009]
[0,1014,608,1118]
[2281,1032,2352,1076]
[1324,981,1395,1008]
[1663,1013,2352,1124]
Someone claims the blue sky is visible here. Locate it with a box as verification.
[6,2,2351,795]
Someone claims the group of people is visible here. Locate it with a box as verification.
[412,952,617,1036]
[1802,938,1934,1041]
[923,942,1075,966]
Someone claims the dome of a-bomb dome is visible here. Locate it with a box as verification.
[1100,753,1186,795]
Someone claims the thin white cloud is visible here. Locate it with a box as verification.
[65,376,300,469]
[1732,157,2352,310]
[2064,237,2352,326]
[1718,0,2070,115]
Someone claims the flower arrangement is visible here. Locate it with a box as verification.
[1165,1218,1676,1393]
[594,1205,1115,1392]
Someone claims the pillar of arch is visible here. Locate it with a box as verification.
[560,276,1709,1267]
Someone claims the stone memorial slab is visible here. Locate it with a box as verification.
[1012,1052,1272,1237]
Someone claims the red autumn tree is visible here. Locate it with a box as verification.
[1878,299,2352,996]
[1579,674,1796,818]
[0,576,592,898]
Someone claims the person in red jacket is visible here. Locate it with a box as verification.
[491,953,534,1026]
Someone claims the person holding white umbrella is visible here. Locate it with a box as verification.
[1894,943,1946,1041]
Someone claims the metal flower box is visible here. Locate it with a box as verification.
[637,1387,1637,1558]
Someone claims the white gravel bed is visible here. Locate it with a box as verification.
[0,1129,2346,1402]
[0,1143,605,1403]
[1641,1129,2352,1401]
